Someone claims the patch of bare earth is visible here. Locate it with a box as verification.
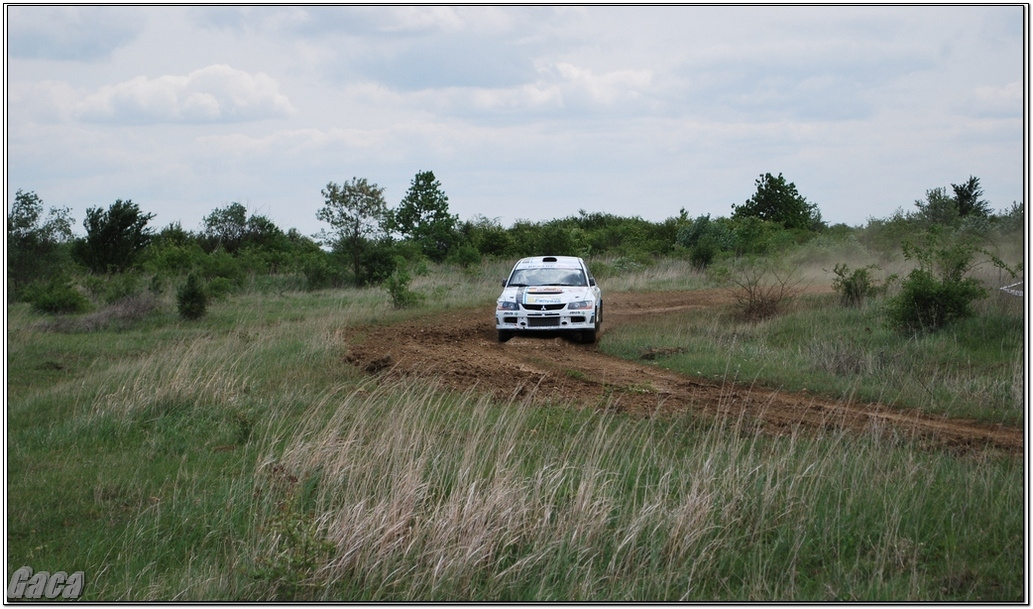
[343,289,1022,456]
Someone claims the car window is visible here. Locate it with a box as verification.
[508,268,586,287]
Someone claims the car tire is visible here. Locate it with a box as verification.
[581,305,601,344]
[498,330,514,343]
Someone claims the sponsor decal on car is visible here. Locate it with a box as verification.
[526,287,564,293]
[524,286,565,305]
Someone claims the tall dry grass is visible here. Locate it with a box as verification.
[236,378,1021,601]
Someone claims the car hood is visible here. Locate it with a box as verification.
[498,285,595,306]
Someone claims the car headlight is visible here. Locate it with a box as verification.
[497,301,519,311]
[567,300,594,310]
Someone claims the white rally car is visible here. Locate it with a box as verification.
[496,256,602,344]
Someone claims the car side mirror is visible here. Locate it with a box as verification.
[501,279,508,287]
[589,277,597,286]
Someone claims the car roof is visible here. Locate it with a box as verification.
[514,256,584,268]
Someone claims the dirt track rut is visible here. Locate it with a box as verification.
[343,289,1023,456]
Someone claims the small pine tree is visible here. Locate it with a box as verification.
[177,273,208,320]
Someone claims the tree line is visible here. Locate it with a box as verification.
[7,170,1021,315]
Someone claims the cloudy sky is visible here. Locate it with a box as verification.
[5,5,1026,239]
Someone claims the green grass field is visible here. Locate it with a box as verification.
[6,256,1026,601]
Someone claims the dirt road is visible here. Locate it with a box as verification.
[344,289,1023,455]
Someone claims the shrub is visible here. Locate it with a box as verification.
[302,257,343,291]
[885,269,985,333]
[201,250,245,287]
[205,277,235,300]
[472,222,513,258]
[7,190,75,296]
[100,272,143,305]
[385,259,423,309]
[23,279,92,315]
[730,216,794,256]
[689,236,718,270]
[447,243,482,269]
[140,241,208,277]
[830,263,887,307]
[884,232,1013,333]
[356,240,401,287]
[677,214,736,253]
[177,273,208,320]
[39,294,158,333]
[537,222,587,257]
[728,258,799,321]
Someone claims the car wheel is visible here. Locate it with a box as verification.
[498,330,514,343]
[581,305,601,344]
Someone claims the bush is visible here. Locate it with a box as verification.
[728,258,799,322]
[689,236,718,270]
[885,269,985,333]
[385,260,423,309]
[177,273,208,320]
[357,240,402,287]
[884,232,1012,333]
[39,294,158,333]
[677,214,736,253]
[537,223,587,257]
[302,256,344,291]
[830,263,887,307]
[23,279,92,315]
[447,243,482,269]
[140,241,208,276]
[731,216,792,256]
[100,273,143,305]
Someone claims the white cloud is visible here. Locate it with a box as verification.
[468,84,564,113]
[551,63,653,107]
[75,64,295,124]
[197,127,390,160]
[966,81,1023,118]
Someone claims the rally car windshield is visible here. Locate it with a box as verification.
[506,268,587,287]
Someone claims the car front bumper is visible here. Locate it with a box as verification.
[496,310,597,332]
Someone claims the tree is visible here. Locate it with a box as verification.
[951,176,991,219]
[7,189,74,293]
[460,214,513,258]
[732,173,822,231]
[912,187,959,227]
[389,170,458,262]
[73,199,155,273]
[912,176,992,228]
[201,202,249,253]
[316,177,389,283]
[201,202,285,254]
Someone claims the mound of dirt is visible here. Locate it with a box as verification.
[342,289,1022,456]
